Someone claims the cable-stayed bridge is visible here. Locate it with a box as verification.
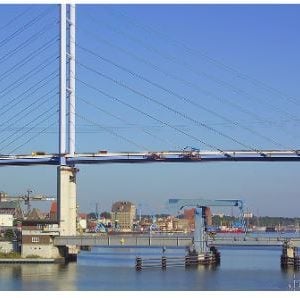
[0,5,299,160]
[0,4,299,249]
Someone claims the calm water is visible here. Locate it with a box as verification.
[0,245,299,291]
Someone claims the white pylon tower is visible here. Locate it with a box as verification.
[68,4,76,157]
[58,4,77,237]
[59,4,67,163]
[59,3,76,160]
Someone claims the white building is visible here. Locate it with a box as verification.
[0,214,13,227]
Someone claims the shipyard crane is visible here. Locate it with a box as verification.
[169,199,245,253]
[0,190,56,215]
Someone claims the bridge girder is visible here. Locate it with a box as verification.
[0,150,300,166]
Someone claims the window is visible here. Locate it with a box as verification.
[32,237,39,243]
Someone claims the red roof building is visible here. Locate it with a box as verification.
[49,202,57,220]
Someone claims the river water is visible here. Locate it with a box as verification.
[0,245,299,291]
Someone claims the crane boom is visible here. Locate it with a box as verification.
[169,198,243,209]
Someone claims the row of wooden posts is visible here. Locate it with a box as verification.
[135,254,215,270]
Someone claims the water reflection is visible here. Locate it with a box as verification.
[79,246,187,268]
[0,247,297,290]
[0,263,77,290]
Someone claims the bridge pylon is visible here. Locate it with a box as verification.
[57,4,77,239]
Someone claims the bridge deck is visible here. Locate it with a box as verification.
[1,150,300,165]
[53,235,300,248]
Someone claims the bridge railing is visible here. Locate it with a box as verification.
[53,235,193,247]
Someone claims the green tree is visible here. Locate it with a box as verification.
[4,229,15,240]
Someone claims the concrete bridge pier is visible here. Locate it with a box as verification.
[57,165,79,261]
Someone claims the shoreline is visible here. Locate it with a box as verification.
[0,257,65,264]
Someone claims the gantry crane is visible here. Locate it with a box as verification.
[169,198,245,253]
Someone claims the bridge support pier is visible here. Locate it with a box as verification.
[58,245,78,262]
[194,207,207,253]
[57,165,79,261]
[57,166,78,236]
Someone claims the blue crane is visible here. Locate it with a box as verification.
[169,198,245,253]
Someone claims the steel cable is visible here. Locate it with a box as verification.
[83,11,298,120]
[77,61,259,152]
[104,7,300,107]
[0,71,58,117]
[0,6,33,33]
[9,117,58,154]
[0,88,58,136]
[0,103,58,153]
[76,113,149,151]
[0,6,55,49]
[0,20,58,66]
[0,36,58,84]
[78,96,182,150]
[78,26,300,143]
[76,78,225,153]
[77,43,287,150]
[0,55,58,97]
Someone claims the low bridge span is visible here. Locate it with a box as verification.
[53,235,300,248]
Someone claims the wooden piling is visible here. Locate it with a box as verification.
[162,256,167,270]
[136,257,142,271]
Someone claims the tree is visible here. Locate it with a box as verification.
[4,229,15,241]
[87,213,97,220]
[100,211,111,219]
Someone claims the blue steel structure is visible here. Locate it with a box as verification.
[169,198,245,253]
[94,222,107,233]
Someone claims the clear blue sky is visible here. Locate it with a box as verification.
[0,4,299,217]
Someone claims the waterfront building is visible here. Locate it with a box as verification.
[183,207,212,230]
[78,213,87,231]
[0,214,13,227]
[111,201,136,232]
[184,208,196,230]
[0,201,23,220]
[156,216,174,231]
[22,230,60,258]
[139,217,152,232]
[0,240,14,253]
[26,208,45,221]
[49,202,57,220]
[172,218,191,233]
[205,208,213,226]
[87,219,97,232]
[21,220,60,258]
